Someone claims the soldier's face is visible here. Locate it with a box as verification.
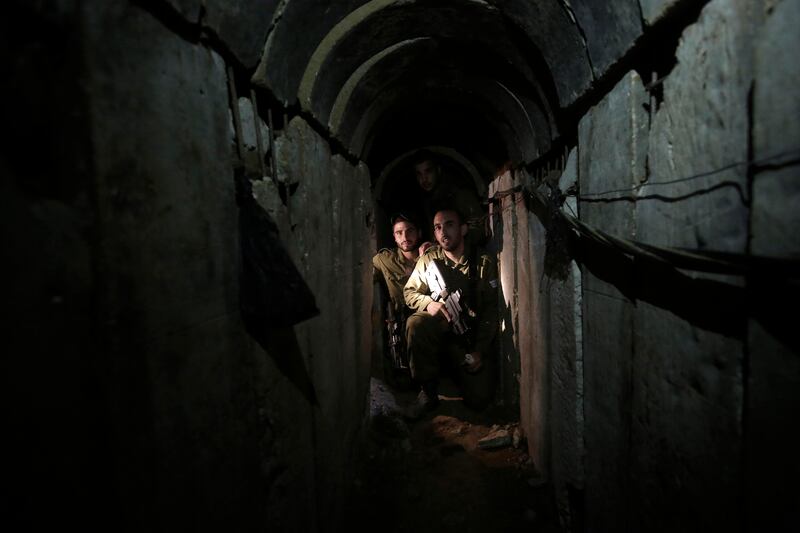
[393,221,419,251]
[415,160,439,192]
[433,210,466,252]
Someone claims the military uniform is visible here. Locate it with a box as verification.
[372,247,417,311]
[403,244,498,409]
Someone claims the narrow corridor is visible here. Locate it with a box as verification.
[5,1,799,532]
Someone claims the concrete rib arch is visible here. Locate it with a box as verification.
[329,38,432,135]
[297,0,496,112]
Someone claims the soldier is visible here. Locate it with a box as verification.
[373,213,431,309]
[412,149,485,245]
[403,206,499,418]
[373,213,432,387]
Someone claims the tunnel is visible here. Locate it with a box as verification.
[4,0,800,532]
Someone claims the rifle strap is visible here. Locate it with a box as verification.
[467,244,481,311]
[468,244,479,280]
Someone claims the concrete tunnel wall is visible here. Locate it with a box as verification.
[4,0,800,531]
[489,1,800,531]
[5,0,374,530]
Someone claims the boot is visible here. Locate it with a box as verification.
[404,380,440,420]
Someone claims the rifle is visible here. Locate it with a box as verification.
[385,301,409,370]
[424,260,475,336]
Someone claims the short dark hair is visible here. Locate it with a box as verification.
[390,212,419,229]
[410,149,438,168]
[432,204,465,225]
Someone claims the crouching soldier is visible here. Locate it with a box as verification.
[403,207,498,418]
[372,213,432,388]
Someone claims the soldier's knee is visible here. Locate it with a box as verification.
[406,312,436,336]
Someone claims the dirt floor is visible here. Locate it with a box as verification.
[347,377,563,533]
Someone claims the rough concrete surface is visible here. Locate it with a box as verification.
[638,0,759,253]
[253,0,370,104]
[546,223,584,529]
[491,170,523,413]
[570,1,643,78]
[747,0,800,529]
[162,0,279,68]
[230,95,270,175]
[558,148,578,194]
[630,1,758,529]
[489,169,550,481]
[83,1,268,529]
[271,116,375,529]
[638,0,683,25]
[495,0,593,107]
[579,70,648,245]
[751,0,800,258]
[575,71,641,530]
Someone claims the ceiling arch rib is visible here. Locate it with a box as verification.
[296,0,425,113]
[330,37,553,153]
[328,37,433,135]
[332,46,548,165]
[252,0,597,178]
[252,0,374,105]
[298,0,545,125]
[255,0,591,116]
[353,77,535,163]
[485,0,592,107]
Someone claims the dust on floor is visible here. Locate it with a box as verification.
[347,378,562,533]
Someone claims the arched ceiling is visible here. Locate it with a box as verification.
[250,0,644,178]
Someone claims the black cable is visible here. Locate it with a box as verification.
[578,148,800,199]
[486,184,800,278]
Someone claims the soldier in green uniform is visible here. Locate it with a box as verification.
[373,213,432,387]
[372,213,431,309]
[403,207,498,418]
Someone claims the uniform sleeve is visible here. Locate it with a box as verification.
[372,254,382,284]
[403,256,434,312]
[473,253,499,355]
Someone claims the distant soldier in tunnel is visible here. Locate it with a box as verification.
[403,207,498,418]
[373,213,432,387]
[412,149,486,245]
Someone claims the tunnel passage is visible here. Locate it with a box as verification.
[250,0,575,417]
[249,1,800,531]
[253,0,567,163]
[11,0,799,532]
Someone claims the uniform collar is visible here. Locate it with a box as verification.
[443,242,472,267]
[396,246,417,265]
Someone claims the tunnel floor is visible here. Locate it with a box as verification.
[346,378,562,532]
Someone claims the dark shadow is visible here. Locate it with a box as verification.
[526,184,800,352]
[373,282,414,392]
[570,227,800,353]
[235,169,319,404]
[377,152,482,246]
[486,202,520,412]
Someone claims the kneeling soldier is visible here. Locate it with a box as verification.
[372,213,431,386]
[403,207,498,418]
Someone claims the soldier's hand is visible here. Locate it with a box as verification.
[419,241,434,255]
[426,301,451,322]
[464,351,483,373]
